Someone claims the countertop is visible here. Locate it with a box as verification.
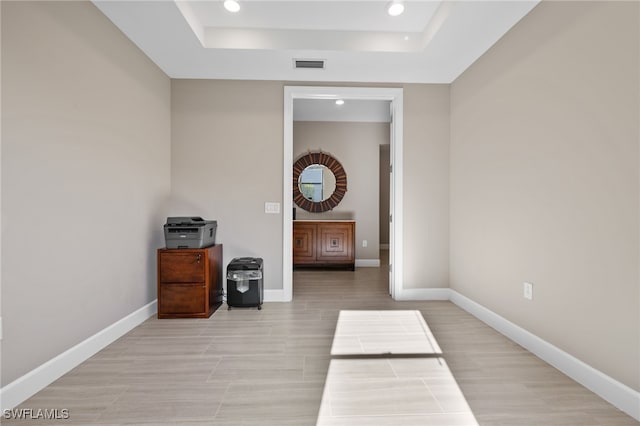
[293,219,355,222]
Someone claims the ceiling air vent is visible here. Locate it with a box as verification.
[294,59,325,70]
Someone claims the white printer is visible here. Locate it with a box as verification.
[164,217,217,249]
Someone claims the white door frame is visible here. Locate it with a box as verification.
[283,86,403,301]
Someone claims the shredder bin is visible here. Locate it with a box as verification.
[227,257,263,310]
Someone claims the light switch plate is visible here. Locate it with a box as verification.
[523,282,533,300]
[265,202,280,214]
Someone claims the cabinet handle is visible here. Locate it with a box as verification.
[196,254,201,263]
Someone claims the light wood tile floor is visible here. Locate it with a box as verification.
[5,256,637,425]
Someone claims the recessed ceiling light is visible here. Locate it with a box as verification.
[224,0,240,13]
[387,1,405,17]
[335,99,345,106]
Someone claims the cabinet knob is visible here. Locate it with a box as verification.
[196,254,201,263]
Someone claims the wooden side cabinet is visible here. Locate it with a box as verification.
[157,244,223,319]
[293,221,355,269]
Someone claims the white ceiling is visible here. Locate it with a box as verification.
[293,99,391,122]
[93,0,540,84]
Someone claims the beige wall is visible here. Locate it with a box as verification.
[1,1,171,385]
[172,81,451,290]
[403,84,450,289]
[293,121,388,260]
[170,80,285,289]
[450,1,639,390]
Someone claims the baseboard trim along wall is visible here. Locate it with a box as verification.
[355,259,381,268]
[263,289,284,302]
[395,287,450,301]
[3,288,638,421]
[448,290,640,421]
[0,300,158,412]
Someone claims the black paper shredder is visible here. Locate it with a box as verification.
[227,257,263,310]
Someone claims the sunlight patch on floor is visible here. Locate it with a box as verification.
[317,310,478,426]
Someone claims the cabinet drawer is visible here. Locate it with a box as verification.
[159,283,206,314]
[159,252,205,283]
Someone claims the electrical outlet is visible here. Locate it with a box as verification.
[523,282,533,300]
[362,240,368,247]
[264,202,280,214]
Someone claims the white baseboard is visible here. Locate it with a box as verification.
[355,259,381,268]
[395,287,450,301]
[0,300,157,411]
[448,290,640,422]
[263,289,285,302]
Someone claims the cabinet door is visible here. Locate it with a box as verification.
[159,252,205,283]
[293,223,316,264]
[159,283,206,314]
[317,223,354,262]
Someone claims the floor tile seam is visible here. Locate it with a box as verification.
[386,358,399,380]
[212,360,304,372]
[205,357,224,382]
[209,379,317,388]
[208,319,330,330]
[209,385,228,422]
[214,352,307,359]
[324,377,434,387]
[210,376,310,382]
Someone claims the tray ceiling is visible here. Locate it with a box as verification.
[93,0,539,83]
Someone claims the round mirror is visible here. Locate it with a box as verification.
[298,165,336,202]
[293,151,347,213]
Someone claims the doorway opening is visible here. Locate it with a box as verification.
[283,86,403,301]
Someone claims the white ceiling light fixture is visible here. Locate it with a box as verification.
[387,1,405,17]
[335,99,345,106]
[223,0,240,13]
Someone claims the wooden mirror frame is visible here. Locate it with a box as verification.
[293,152,347,213]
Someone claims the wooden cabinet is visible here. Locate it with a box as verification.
[157,244,223,318]
[293,222,317,264]
[293,221,355,269]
